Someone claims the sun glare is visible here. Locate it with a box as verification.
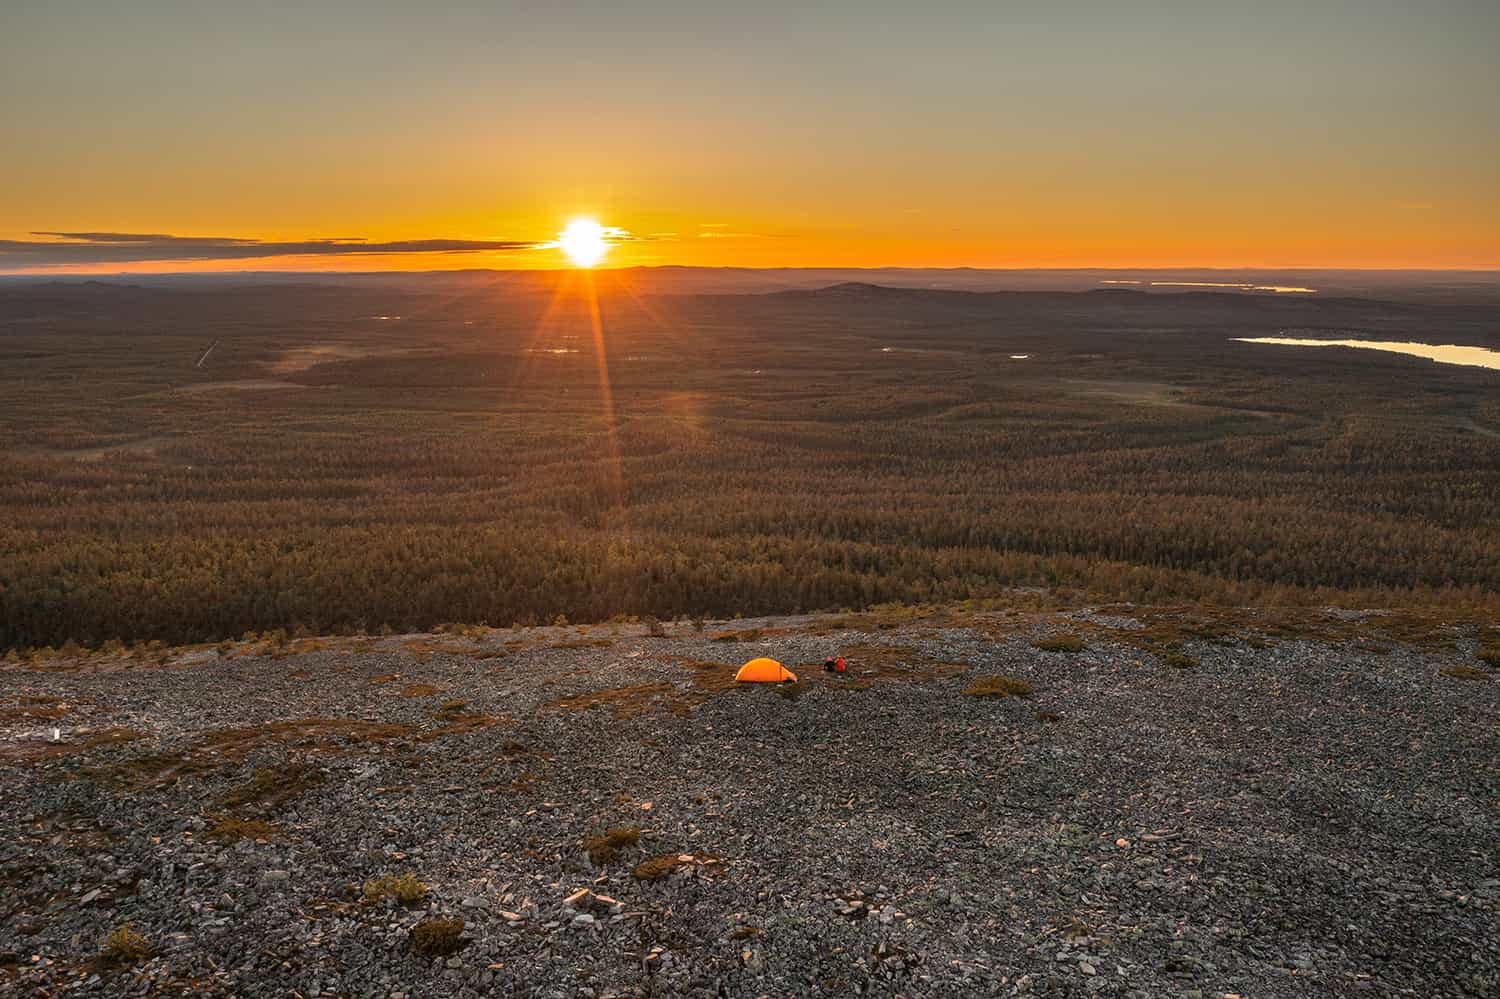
[557,218,611,268]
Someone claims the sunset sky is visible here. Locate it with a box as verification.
[3,2,1497,272]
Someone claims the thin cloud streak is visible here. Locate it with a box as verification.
[0,232,544,268]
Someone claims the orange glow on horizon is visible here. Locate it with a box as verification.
[6,238,1499,275]
[3,217,1498,275]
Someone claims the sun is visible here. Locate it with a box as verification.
[556,218,611,268]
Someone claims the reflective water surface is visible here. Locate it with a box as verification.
[1234,337,1500,371]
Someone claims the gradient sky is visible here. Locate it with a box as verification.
[3,1,1498,272]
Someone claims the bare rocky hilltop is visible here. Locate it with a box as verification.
[2,605,1497,998]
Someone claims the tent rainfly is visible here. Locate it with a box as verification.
[735,657,797,683]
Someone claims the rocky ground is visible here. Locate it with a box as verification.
[1,605,1497,998]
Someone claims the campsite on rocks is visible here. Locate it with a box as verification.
[3,606,1498,998]
[4,5,1500,994]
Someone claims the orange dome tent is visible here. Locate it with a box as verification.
[735,657,797,683]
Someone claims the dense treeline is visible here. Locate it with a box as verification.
[1,281,1497,650]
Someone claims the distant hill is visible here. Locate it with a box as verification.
[4,265,1500,304]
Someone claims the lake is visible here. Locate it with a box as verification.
[1233,337,1500,371]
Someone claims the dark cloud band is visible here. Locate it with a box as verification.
[0,232,545,267]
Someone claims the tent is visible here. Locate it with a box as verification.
[735,657,797,683]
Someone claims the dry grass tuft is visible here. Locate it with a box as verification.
[1160,649,1198,669]
[81,727,146,749]
[584,826,642,866]
[418,707,501,742]
[92,719,412,792]
[95,751,221,790]
[964,675,1034,698]
[0,695,70,721]
[834,643,969,682]
[217,762,325,812]
[199,718,414,758]
[546,682,678,720]
[555,637,615,649]
[364,872,428,906]
[632,854,687,881]
[100,924,150,965]
[400,683,441,697]
[1033,635,1086,653]
[204,817,277,843]
[831,679,873,692]
[710,628,765,643]
[433,699,467,720]
[410,917,465,956]
[1440,665,1492,682]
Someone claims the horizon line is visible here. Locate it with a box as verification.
[4,263,1500,279]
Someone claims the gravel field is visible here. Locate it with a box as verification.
[2,608,1497,998]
